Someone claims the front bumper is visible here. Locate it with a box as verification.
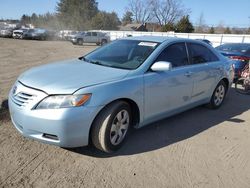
[8,84,102,148]
[71,38,77,44]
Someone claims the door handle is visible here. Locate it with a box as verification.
[184,71,193,77]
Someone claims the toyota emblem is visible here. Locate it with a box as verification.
[12,85,17,95]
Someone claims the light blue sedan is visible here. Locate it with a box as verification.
[9,36,234,153]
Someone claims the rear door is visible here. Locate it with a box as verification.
[84,32,92,42]
[91,32,98,43]
[187,43,222,102]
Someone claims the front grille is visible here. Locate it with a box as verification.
[11,81,47,109]
[12,92,36,107]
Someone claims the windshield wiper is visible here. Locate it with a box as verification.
[82,57,111,67]
[80,57,88,61]
[89,60,104,66]
[81,57,98,64]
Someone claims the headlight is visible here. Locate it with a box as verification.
[36,94,91,109]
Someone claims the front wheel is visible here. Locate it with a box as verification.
[91,101,131,153]
[235,78,250,95]
[77,39,83,45]
[208,80,227,109]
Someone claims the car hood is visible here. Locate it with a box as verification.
[19,59,130,94]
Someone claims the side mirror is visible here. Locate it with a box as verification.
[151,61,172,72]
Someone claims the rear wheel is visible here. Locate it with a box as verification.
[235,78,250,95]
[91,101,131,153]
[208,80,227,109]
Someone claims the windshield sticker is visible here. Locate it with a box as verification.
[138,42,157,47]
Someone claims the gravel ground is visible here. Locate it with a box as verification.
[0,38,250,188]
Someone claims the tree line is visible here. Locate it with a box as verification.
[21,0,120,31]
[20,0,193,32]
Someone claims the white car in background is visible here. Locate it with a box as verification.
[0,28,13,38]
[12,28,29,39]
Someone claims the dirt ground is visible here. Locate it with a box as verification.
[0,38,250,188]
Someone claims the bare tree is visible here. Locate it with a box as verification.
[150,0,188,26]
[127,0,152,24]
[196,13,206,33]
[216,21,225,34]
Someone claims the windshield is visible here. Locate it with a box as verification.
[216,43,250,54]
[83,39,159,70]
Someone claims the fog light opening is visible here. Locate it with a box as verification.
[42,133,59,141]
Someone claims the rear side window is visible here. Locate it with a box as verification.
[188,43,219,64]
[92,32,97,36]
[156,43,188,67]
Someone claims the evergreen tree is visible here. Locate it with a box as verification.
[175,15,194,33]
[224,27,231,34]
[122,11,133,26]
[56,0,98,30]
[20,14,31,25]
[209,26,215,34]
[161,23,175,32]
[91,11,120,30]
[247,27,250,34]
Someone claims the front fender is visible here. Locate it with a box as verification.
[74,75,144,123]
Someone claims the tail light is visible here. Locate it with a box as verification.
[229,56,250,62]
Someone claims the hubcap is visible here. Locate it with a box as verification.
[110,110,130,146]
[214,85,225,106]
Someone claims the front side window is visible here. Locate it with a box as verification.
[188,43,219,64]
[83,40,159,70]
[156,43,188,68]
[92,32,97,36]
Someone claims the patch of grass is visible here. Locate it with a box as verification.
[0,99,10,123]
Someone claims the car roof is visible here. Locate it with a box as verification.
[122,35,197,44]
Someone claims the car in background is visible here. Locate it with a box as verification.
[68,31,85,41]
[70,31,86,44]
[12,28,29,39]
[216,43,250,79]
[71,31,110,46]
[65,31,80,41]
[22,28,48,40]
[9,36,234,153]
[56,30,77,40]
[0,28,13,38]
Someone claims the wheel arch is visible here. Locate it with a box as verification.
[88,98,141,144]
[221,77,229,92]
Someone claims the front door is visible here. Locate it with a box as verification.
[144,42,194,123]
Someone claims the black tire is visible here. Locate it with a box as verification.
[96,42,100,46]
[235,78,250,95]
[101,39,107,46]
[91,101,131,153]
[208,80,227,109]
[77,39,83,45]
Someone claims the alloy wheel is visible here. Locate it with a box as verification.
[110,110,130,145]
